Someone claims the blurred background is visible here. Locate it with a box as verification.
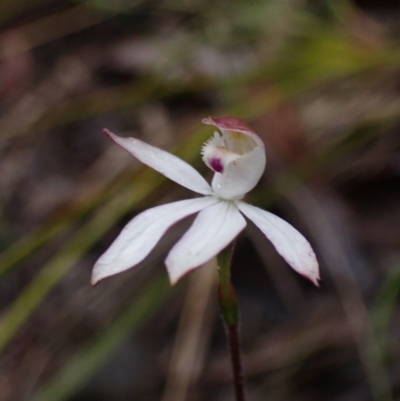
[1,0,400,400]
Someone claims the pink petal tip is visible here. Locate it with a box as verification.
[102,128,113,137]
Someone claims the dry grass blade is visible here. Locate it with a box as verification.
[161,259,217,401]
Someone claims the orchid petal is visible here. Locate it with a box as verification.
[202,116,264,149]
[91,197,218,285]
[166,201,246,284]
[104,129,213,195]
[211,146,266,199]
[236,201,319,286]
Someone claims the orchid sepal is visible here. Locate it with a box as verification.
[166,200,246,284]
[103,129,213,196]
[235,201,320,286]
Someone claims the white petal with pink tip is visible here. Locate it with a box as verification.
[105,129,213,195]
[235,201,319,285]
[166,201,246,284]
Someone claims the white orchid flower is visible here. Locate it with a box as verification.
[91,117,319,286]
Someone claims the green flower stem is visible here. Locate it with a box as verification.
[217,243,245,401]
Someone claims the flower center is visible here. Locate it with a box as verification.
[201,131,257,173]
[224,131,257,153]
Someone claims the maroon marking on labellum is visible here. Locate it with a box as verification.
[210,158,224,173]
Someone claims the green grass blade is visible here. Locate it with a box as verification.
[0,169,163,352]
